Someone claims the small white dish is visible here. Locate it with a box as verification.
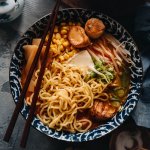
[0,0,24,23]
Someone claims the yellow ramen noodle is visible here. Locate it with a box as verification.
[26,61,107,133]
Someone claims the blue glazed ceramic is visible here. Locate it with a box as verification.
[0,0,24,23]
[9,8,143,142]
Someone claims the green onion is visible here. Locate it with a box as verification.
[121,70,130,88]
[84,75,90,82]
[108,67,114,72]
[95,60,103,69]
[90,71,96,78]
[114,87,125,98]
[111,96,120,101]
[111,101,121,108]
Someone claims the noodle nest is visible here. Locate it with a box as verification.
[27,61,107,133]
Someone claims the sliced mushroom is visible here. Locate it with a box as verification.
[68,26,90,48]
[85,18,105,39]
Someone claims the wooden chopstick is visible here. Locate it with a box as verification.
[20,0,61,148]
[3,0,61,145]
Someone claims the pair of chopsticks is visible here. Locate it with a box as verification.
[3,0,61,148]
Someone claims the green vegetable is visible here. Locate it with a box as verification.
[121,70,130,88]
[117,89,125,97]
[111,96,120,101]
[84,74,90,82]
[95,61,102,69]
[108,67,114,72]
[114,87,125,98]
[111,101,121,108]
[90,71,96,78]
[104,71,114,79]
[91,59,115,83]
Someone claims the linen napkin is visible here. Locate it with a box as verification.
[132,2,150,128]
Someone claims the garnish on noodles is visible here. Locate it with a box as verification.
[21,18,133,133]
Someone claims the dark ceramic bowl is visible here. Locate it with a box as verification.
[9,8,143,142]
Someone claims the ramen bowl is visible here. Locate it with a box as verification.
[9,8,143,142]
